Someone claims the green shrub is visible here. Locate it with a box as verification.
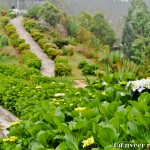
[37,38,49,48]
[9,33,19,39]
[24,20,37,32]
[0,34,9,49]
[66,36,76,45]
[36,25,46,32]
[21,50,41,69]
[9,12,17,19]
[66,18,79,38]
[4,24,16,35]
[82,64,99,75]
[10,38,20,47]
[42,42,57,52]
[17,43,30,52]
[53,39,69,48]
[78,60,88,69]
[54,57,68,64]
[0,16,10,26]
[38,2,60,26]
[27,5,41,20]
[46,48,61,60]
[30,29,44,41]
[75,27,94,44]
[55,63,72,76]
[61,44,75,56]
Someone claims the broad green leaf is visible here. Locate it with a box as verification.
[29,141,45,150]
[37,131,50,146]
[58,123,73,135]
[98,128,116,147]
[26,121,50,137]
[127,121,150,142]
[109,116,126,133]
[55,142,66,150]
[64,134,79,150]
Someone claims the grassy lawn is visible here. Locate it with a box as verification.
[0,46,20,65]
[67,52,97,80]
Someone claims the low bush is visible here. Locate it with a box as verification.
[4,24,16,35]
[27,5,41,20]
[78,60,88,69]
[24,20,37,32]
[55,62,72,76]
[78,61,99,75]
[0,34,9,49]
[17,43,30,52]
[9,33,19,39]
[37,38,49,47]
[42,42,57,52]
[53,39,69,48]
[82,64,99,75]
[61,44,75,56]
[21,50,41,69]
[54,57,68,64]
[30,29,44,41]
[46,48,61,60]
[0,17,10,27]
[10,38,20,47]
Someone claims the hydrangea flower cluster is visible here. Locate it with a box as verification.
[126,78,150,92]
[2,136,18,142]
[82,136,95,148]
[10,120,21,127]
[74,107,86,112]
[54,93,65,97]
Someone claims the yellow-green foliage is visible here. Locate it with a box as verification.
[75,27,94,44]
[4,24,16,35]
[42,42,58,52]
[21,50,41,69]
[30,29,44,41]
[0,17,10,27]
[4,22,41,70]
[46,48,61,60]
[9,33,19,39]
[24,20,37,31]
[18,43,30,52]
[62,44,75,56]
[37,38,49,47]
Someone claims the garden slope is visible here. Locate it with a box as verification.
[10,16,55,77]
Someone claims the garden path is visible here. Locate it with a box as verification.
[10,16,55,77]
[0,106,18,137]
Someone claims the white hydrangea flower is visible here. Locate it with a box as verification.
[126,78,150,92]
[54,93,65,97]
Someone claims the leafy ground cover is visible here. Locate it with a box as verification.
[0,1,150,149]
[0,60,150,149]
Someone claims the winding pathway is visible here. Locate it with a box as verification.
[10,16,55,77]
[0,107,18,137]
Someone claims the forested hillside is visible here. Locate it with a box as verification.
[0,0,150,149]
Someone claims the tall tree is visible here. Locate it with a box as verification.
[121,0,150,57]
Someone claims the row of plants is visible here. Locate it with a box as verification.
[24,19,61,60]
[24,19,73,76]
[0,61,150,149]
[4,23,41,70]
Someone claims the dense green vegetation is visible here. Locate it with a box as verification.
[121,0,150,70]
[0,0,150,149]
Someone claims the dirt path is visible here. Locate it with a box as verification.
[74,80,87,88]
[10,16,55,77]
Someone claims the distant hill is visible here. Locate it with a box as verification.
[62,0,150,37]
[0,0,149,37]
